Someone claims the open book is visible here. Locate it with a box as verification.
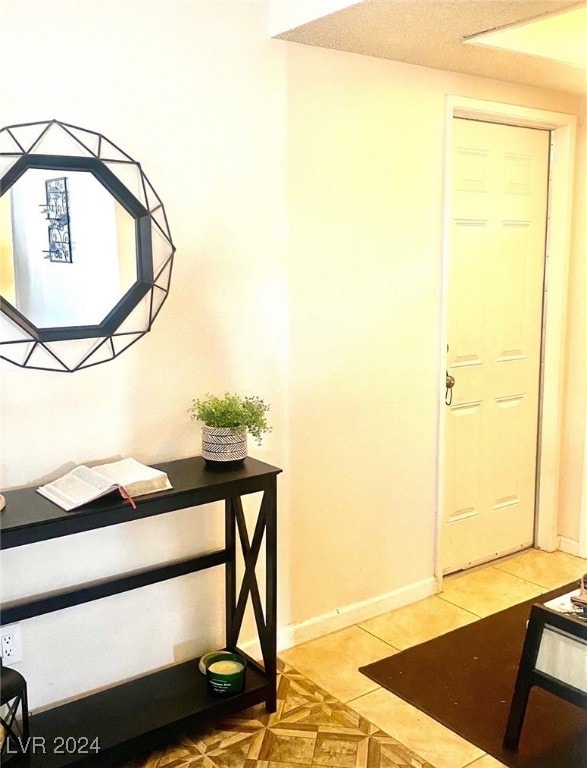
[37,458,172,511]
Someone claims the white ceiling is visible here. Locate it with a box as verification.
[273,0,587,95]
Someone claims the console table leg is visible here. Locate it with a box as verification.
[225,497,236,646]
[265,478,277,712]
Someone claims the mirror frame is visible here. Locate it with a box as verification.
[0,119,175,372]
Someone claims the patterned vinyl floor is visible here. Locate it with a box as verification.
[122,661,434,768]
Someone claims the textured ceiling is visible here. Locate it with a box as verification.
[274,0,587,95]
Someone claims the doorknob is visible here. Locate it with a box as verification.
[445,372,455,405]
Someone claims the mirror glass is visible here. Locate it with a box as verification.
[0,169,136,328]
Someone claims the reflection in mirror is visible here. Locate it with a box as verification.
[1,169,136,328]
[0,119,175,372]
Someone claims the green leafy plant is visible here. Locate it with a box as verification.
[189,393,271,445]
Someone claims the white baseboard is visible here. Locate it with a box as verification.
[559,536,581,557]
[240,577,438,659]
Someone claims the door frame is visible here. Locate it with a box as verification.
[436,96,577,583]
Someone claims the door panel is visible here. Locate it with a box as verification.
[443,119,550,574]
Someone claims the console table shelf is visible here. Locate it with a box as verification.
[21,656,270,768]
[0,456,281,768]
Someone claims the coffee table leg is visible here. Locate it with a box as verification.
[503,673,533,749]
[503,605,544,750]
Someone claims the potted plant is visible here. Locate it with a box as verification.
[189,393,271,463]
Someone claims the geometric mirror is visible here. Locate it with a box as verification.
[0,119,175,372]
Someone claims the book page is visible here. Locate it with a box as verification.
[37,465,118,511]
[94,458,172,497]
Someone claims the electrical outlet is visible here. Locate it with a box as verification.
[0,624,22,663]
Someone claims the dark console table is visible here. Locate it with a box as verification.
[0,456,281,767]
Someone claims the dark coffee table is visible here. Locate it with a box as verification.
[504,590,587,749]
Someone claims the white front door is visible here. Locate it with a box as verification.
[442,118,550,574]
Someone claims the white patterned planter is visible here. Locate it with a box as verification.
[201,426,247,463]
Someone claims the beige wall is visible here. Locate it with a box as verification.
[1,0,584,709]
[559,98,587,546]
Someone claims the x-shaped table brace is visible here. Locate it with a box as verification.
[225,479,277,710]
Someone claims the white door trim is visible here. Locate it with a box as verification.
[580,427,587,558]
[436,96,577,584]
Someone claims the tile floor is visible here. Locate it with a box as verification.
[280,548,587,768]
[124,661,435,767]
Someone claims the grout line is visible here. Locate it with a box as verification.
[346,686,384,706]
[435,592,486,616]
[460,754,495,768]
[490,563,584,590]
[489,568,555,589]
[355,623,402,651]
[435,594,484,618]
